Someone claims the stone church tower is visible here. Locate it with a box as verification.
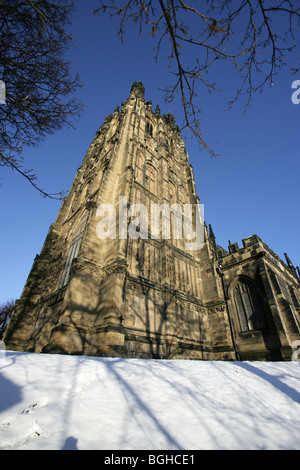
[4,82,300,361]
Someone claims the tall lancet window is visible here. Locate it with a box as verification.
[234,279,267,332]
[144,163,157,195]
[145,121,153,136]
[59,213,88,288]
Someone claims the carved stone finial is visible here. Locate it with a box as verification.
[284,252,294,269]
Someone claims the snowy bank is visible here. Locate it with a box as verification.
[0,351,300,450]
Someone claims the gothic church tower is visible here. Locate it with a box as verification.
[5,82,300,360]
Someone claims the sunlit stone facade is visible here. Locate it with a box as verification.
[5,82,300,361]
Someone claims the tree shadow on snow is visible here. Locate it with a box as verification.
[235,362,300,404]
[0,352,24,413]
[104,358,183,450]
[0,373,22,413]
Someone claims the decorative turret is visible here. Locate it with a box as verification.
[162,111,176,129]
[155,104,161,116]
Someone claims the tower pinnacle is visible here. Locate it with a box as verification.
[130,81,145,98]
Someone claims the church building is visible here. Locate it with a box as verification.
[4,82,300,361]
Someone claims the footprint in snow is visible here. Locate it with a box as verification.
[21,397,48,415]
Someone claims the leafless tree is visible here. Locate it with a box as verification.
[94,0,300,157]
[0,0,82,198]
[0,299,15,340]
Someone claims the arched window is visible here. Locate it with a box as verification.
[145,121,153,136]
[234,279,266,332]
[59,213,88,288]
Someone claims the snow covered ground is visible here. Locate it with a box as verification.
[0,350,300,450]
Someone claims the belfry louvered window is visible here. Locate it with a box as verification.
[234,280,266,332]
[59,213,88,288]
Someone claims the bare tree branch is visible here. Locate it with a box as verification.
[94,0,300,156]
[0,0,83,198]
[0,299,15,340]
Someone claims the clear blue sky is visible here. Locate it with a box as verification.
[0,0,299,304]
